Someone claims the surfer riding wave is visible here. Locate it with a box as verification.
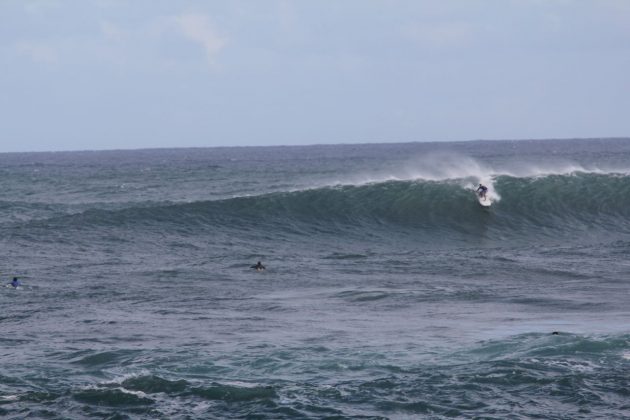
[476,184,488,200]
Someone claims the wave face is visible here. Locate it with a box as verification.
[8,172,628,247]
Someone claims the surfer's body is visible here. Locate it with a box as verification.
[251,261,266,271]
[476,184,488,199]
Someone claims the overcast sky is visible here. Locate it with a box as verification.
[1,0,629,152]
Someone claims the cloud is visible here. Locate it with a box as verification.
[22,0,62,15]
[174,13,226,66]
[94,15,227,70]
[403,21,474,50]
[100,21,126,42]
[14,40,59,64]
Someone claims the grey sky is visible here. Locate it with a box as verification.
[1,0,629,152]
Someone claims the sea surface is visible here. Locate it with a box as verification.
[1,139,629,419]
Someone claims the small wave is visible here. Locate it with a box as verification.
[458,333,630,362]
[121,375,189,394]
[73,387,154,407]
[188,383,277,402]
[335,290,396,302]
[69,349,144,368]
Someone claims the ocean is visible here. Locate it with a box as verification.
[1,138,629,419]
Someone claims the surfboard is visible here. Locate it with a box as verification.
[477,194,491,207]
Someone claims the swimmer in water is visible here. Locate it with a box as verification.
[251,261,266,271]
[10,277,20,288]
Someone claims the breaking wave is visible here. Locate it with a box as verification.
[4,171,630,244]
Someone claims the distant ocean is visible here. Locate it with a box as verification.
[1,139,629,419]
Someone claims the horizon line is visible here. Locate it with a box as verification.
[1,136,628,155]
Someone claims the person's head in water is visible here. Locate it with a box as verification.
[11,277,19,287]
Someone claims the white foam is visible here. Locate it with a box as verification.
[115,386,149,398]
[100,369,151,386]
[220,380,262,388]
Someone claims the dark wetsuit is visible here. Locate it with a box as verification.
[251,262,266,271]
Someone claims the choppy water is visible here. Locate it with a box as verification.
[1,139,629,419]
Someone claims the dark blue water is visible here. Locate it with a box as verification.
[1,139,629,419]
